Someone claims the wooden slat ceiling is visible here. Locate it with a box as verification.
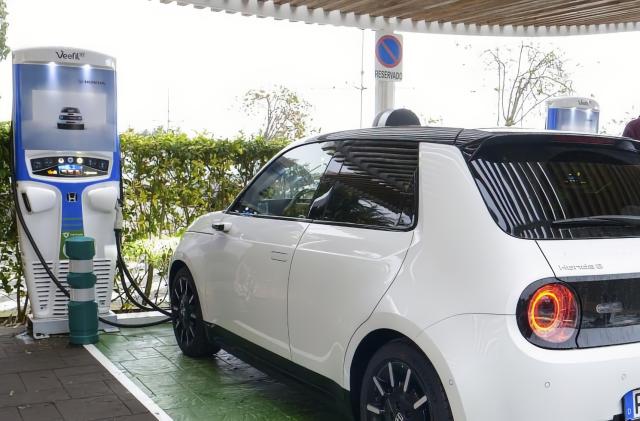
[266,0,640,27]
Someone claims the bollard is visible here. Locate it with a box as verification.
[65,236,99,345]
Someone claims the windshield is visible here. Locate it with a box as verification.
[469,134,640,239]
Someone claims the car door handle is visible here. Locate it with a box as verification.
[212,222,232,233]
[270,251,289,262]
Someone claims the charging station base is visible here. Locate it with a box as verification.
[28,311,119,339]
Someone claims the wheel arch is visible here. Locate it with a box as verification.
[344,315,463,420]
[169,259,205,311]
[169,259,187,290]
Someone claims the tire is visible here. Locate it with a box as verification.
[359,340,453,421]
[170,267,220,357]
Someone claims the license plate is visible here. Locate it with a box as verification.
[623,389,640,420]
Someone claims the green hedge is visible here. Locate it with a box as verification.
[0,122,20,304]
[120,129,288,239]
[0,125,289,302]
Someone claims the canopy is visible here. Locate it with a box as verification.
[162,0,640,36]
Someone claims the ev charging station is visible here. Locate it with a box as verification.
[12,47,120,337]
[546,96,600,134]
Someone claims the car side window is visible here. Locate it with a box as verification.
[311,140,418,229]
[230,142,332,219]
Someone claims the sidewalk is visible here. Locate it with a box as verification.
[0,325,156,421]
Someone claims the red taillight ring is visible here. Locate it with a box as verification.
[527,283,578,344]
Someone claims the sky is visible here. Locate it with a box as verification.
[2,0,640,137]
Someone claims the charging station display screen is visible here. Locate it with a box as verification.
[17,63,116,152]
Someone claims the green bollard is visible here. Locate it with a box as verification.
[65,236,99,345]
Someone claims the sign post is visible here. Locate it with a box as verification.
[374,31,403,116]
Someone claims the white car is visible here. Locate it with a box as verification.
[170,123,640,421]
[57,106,84,130]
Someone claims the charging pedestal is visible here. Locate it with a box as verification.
[12,47,120,338]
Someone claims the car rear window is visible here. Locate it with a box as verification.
[469,134,640,239]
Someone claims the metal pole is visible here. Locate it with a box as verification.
[359,29,365,128]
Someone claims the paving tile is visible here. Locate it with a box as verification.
[18,401,63,421]
[105,379,135,400]
[97,414,158,421]
[54,365,113,386]
[0,387,70,408]
[60,352,100,366]
[122,397,149,415]
[128,377,153,397]
[128,347,162,359]
[0,355,68,375]
[123,338,165,349]
[0,373,26,394]
[153,389,204,410]
[156,333,178,346]
[56,395,132,421]
[0,406,20,421]
[136,374,179,390]
[63,380,113,398]
[97,350,137,363]
[20,370,63,391]
[98,334,131,350]
[152,345,181,358]
[165,406,202,421]
[120,357,180,377]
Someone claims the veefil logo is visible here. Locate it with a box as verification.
[55,50,85,60]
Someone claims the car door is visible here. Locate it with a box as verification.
[288,139,419,381]
[205,142,333,359]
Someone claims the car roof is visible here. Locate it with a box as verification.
[296,126,629,148]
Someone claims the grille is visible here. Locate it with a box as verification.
[30,259,114,317]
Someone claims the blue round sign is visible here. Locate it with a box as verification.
[376,35,402,68]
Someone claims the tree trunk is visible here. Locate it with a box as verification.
[144,262,154,302]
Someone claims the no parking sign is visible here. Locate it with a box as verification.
[375,33,403,82]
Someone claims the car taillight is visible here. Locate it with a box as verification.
[517,280,580,348]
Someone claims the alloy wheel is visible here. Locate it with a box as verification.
[171,274,198,348]
[364,360,430,421]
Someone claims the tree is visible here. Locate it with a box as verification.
[485,42,573,127]
[0,0,9,63]
[242,86,313,141]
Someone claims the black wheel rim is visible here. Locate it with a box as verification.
[171,274,198,348]
[364,360,430,421]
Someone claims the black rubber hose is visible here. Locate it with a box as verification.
[7,124,171,328]
[114,150,171,316]
[116,254,155,312]
[114,229,172,316]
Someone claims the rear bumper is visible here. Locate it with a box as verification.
[417,314,640,421]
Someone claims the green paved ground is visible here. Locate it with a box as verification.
[96,325,349,421]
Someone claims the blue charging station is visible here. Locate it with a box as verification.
[12,47,120,337]
[546,96,600,134]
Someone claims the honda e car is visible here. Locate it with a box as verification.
[170,122,640,421]
[57,106,84,130]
